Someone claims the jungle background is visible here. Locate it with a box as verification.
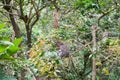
[0,0,120,80]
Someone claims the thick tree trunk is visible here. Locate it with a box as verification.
[9,9,21,38]
[25,24,32,48]
[27,30,32,48]
[2,1,21,38]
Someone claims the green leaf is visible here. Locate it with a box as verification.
[55,59,60,64]
[40,51,45,57]
[89,54,93,58]
[0,41,13,53]
[13,38,22,46]
[7,45,19,55]
[0,23,5,29]
[0,53,14,59]
[0,45,7,53]
[0,41,14,46]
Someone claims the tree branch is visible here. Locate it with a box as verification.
[98,6,120,26]
[91,26,97,80]
[2,0,21,38]
[30,5,47,28]
[19,0,24,17]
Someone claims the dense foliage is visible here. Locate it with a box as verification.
[0,0,120,80]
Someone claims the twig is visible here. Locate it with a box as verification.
[84,40,93,53]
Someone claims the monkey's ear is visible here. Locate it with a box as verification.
[56,41,64,47]
[56,41,60,47]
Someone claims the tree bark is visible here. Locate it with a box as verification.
[9,9,21,38]
[25,24,32,48]
[91,26,97,80]
[92,58,96,80]
[2,0,21,38]
[53,8,60,29]
[21,70,26,80]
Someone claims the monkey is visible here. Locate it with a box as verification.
[57,41,69,58]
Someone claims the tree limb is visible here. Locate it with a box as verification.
[91,26,97,80]
[98,6,120,26]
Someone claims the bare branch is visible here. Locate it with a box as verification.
[27,7,34,24]
[19,0,24,17]
[71,41,93,55]
[30,5,47,28]
[91,25,97,80]
[26,67,36,80]
[53,8,60,29]
[29,1,50,23]
[98,6,120,26]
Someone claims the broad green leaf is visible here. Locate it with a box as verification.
[0,45,7,53]
[0,53,14,59]
[13,37,22,46]
[0,23,5,29]
[7,46,19,55]
[0,41,13,53]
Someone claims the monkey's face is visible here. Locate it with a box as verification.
[57,41,64,47]
[58,43,69,58]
